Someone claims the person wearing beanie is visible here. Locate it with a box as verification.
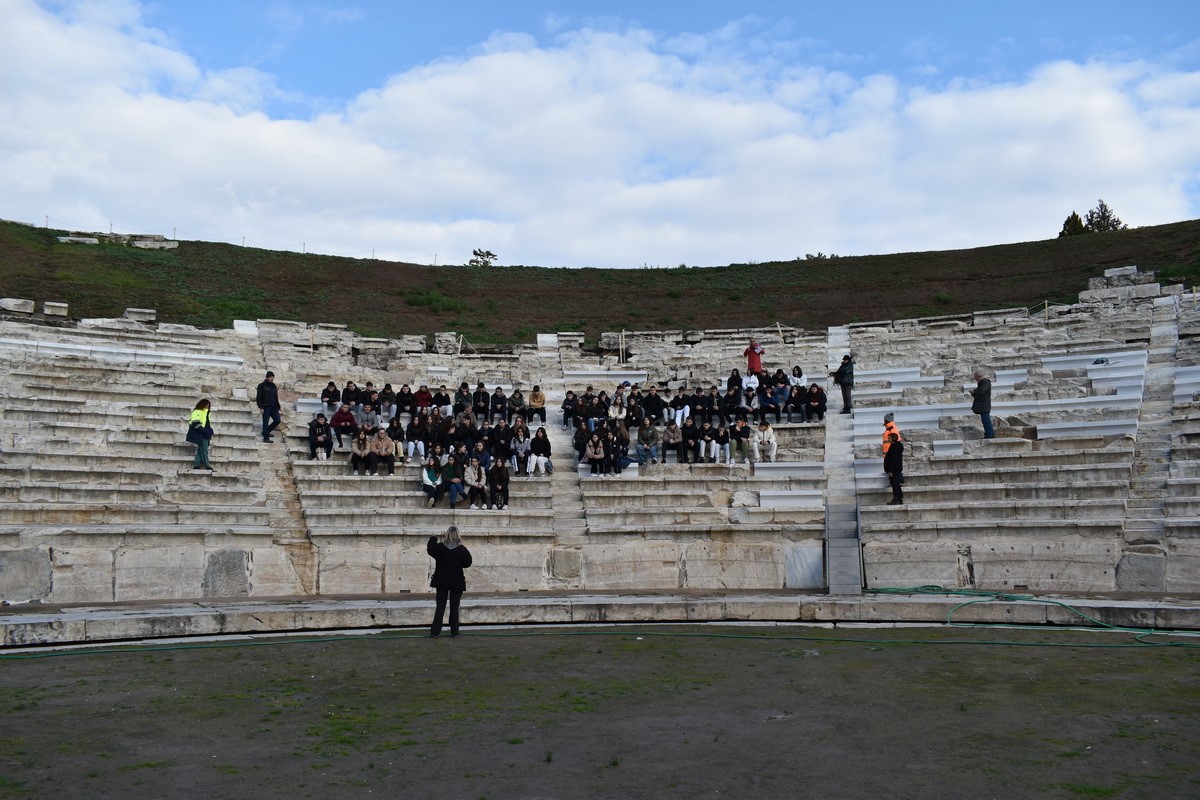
[255,370,281,442]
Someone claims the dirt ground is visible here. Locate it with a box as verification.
[1,624,1198,799]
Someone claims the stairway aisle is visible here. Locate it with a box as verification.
[824,326,863,594]
[1121,296,1180,589]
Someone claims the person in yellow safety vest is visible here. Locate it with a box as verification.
[881,412,903,456]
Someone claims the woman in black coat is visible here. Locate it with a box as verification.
[428,526,473,637]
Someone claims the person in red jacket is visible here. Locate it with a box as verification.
[743,338,765,375]
[427,526,473,637]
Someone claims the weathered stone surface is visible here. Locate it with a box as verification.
[317,546,384,594]
[1165,539,1200,592]
[122,307,157,322]
[42,302,69,317]
[1116,551,1166,591]
[0,549,51,602]
[434,332,458,354]
[0,298,35,314]
[114,546,205,601]
[550,548,582,580]
[682,542,784,589]
[203,548,251,598]
[50,548,114,603]
[469,545,548,592]
[862,542,958,587]
[582,542,681,590]
[247,545,315,596]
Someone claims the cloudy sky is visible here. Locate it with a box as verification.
[2,1,1198,267]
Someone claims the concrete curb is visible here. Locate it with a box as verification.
[4,591,1199,647]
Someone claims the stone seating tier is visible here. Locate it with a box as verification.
[0,503,270,526]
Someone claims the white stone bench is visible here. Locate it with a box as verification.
[932,440,963,456]
[758,489,824,509]
[1036,419,1139,439]
[563,370,650,387]
[1042,350,1147,372]
[1174,366,1200,404]
[751,461,823,479]
[0,337,244,369]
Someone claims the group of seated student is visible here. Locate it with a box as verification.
[309,380,553,495]
[421,452,514,510]
[560,366,825,469]
[559,370,824,435]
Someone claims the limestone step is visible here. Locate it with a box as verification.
[301,506,555,527]
[857,480,1128,504]
[0,503,270,526]
[860,518,1125,537]
[860,497,1125,522]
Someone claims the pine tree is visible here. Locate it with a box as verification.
[1083,200,1127,233]
[1058,211,1087,237]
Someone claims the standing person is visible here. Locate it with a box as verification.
[881,413,902,456]
[971,371,994,439]
[744,338,765,375]
[187,399,214,471]
[256,371,281,442]
[427,526,473,638]
[831,355,854,414]
[884,432,904,505]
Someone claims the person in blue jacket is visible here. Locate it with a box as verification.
[427,526,473,637]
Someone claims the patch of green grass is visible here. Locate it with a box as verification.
[1060,783,1120,797]
[405,288,468,313]
[116,761,170,773]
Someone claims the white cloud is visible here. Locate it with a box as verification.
[0,0,1197,267]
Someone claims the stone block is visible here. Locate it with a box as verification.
[1104,265,1138,279]
[862,542,958,588]
[469,544,548,592]
[384,543,431,594]
[114,545,205,601]
[203,548,251,598]
[317,546,384,594]
[550,548,582,580]
[1116,552,1166,591]
[3,616,88,646]
[582,541,682,590]
[122,307,157,322]
[85,611,224,641]
[722,597,803,621]
[1165,539,1200,592]
[434,332,458,354]
[43,302,68,317]
[0,298,35,314]
[785,544,824,589]
[248,545,315,596]
[682,542,784,589]
[50,548,114,603]
[0,549,51,602]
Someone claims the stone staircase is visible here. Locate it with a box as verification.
[824,325,862,595]
[1119,297,1180,589]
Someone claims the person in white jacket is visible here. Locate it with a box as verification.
[752,420,778,463]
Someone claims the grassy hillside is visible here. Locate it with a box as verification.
[2,219,1199,343]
